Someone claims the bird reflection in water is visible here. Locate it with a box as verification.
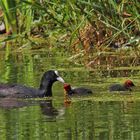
[0,98,28,109]
[64,85,72,107]
[40,100,59,117]
[0,98,66,119]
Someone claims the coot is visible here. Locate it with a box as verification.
[0,70,64,98]
[64,83,92,96]
[109,80,135,92]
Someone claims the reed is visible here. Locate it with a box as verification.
[0,0,17,33]
[0,0,139,50]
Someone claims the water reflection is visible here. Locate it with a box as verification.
[87,55,140,69]
[0,98,66,120]
[0,98,63,118]
[40,100,62,118]
[0,98,28,109]
[62,100,140,140]
[101,69,139,78]
[0,49,140,139]
[0,97,140,139]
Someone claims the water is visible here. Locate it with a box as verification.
[0,48,140,140]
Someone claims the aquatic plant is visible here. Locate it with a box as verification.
[0,0,139,51]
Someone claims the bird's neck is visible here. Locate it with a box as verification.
[66,88,74,95]
[39,81,53,97]
[124,84,129,88]
[124,84,132,91]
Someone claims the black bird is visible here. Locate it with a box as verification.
[64,83,92,96]
[109,80,135,92]
[0,70,64,98]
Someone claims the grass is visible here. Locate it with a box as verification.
[0,0,139,67]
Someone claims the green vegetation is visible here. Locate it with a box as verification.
[0,1,139,45]
[0,0,140,67]
[0,1,140,139]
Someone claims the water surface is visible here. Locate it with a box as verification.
[0,48,140,140]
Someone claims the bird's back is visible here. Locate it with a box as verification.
[0,83,44,98]
[109,84,127,91]
[72,87,93,95]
